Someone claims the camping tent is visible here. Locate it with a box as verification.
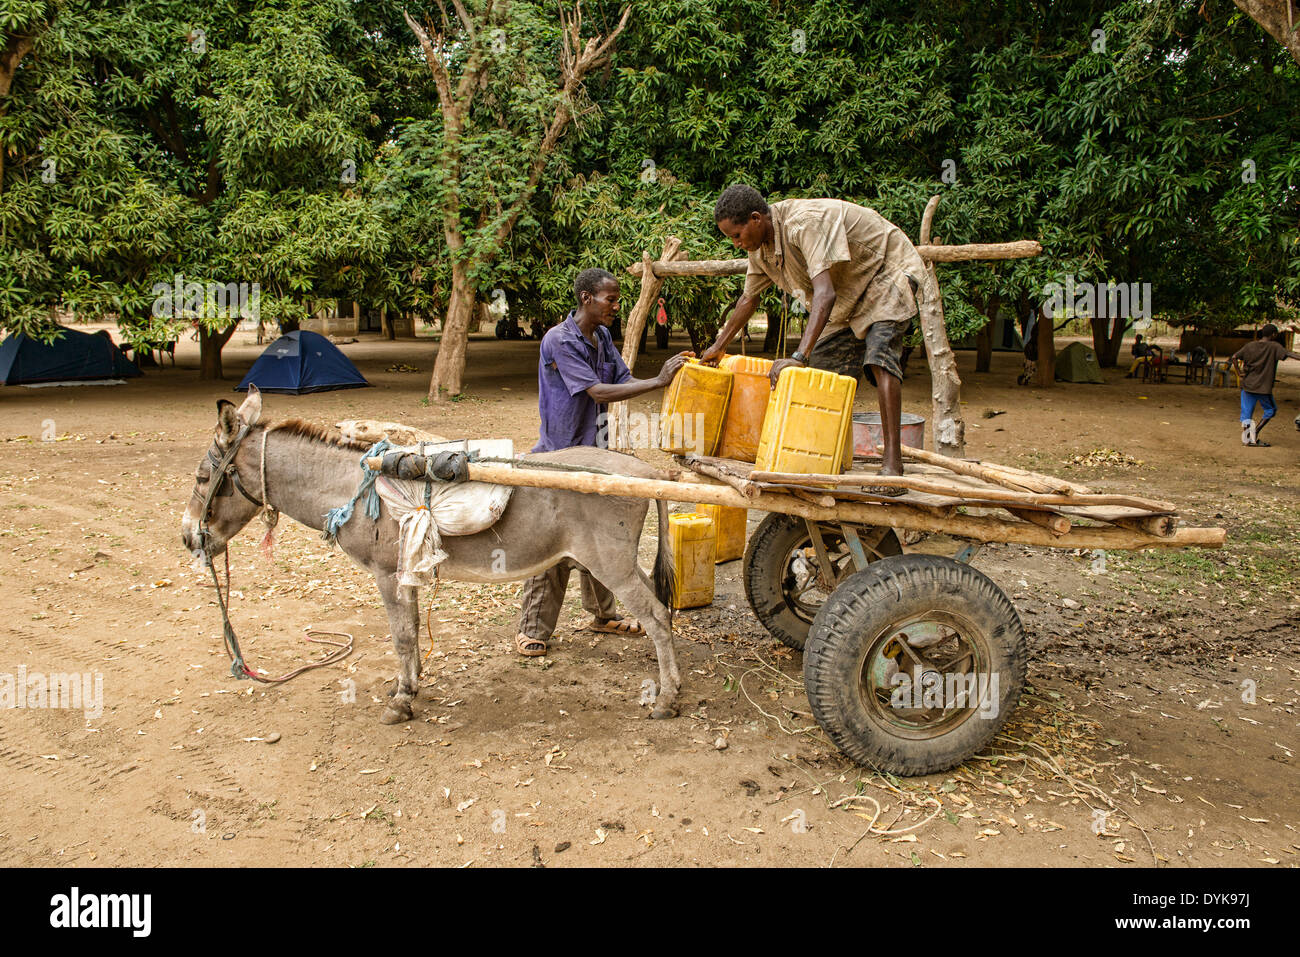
[1054,341,1105,383]
[235,330,369,394]
[954,309,1025,353]
[0,327,141,386]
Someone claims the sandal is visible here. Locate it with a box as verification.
[866,484,908,498]
[515,632,547,657]
[587,616,644,635]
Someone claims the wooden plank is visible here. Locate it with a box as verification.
[748,469,1177,512]
[625,240,1043,278]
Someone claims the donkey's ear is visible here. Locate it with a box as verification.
[215,399,240,446]
[236,383,262,427]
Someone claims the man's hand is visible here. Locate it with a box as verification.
[769,356,804,388]
[699,341,726,365]
[657,352,690,385]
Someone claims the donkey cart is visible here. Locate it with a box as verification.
[366,443,1226,777]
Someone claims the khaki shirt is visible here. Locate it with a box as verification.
[743,198,927,339]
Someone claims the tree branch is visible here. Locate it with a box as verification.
[488,4,630,251]
[1232,0,1300,66]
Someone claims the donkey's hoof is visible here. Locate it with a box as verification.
[650,704,678,720]
[380,704,413,725]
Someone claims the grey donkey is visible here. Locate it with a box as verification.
[181,386,681,724]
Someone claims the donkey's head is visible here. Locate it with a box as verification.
[181,385,266,558]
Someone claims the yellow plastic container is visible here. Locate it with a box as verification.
[696,503,747,563]
[754,367,857,475]
[660,360,732,455]
[668,512,716,608]
[716,355,773,462]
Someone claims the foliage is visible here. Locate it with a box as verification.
[2,0,1297,375]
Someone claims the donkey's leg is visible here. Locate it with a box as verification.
[375,571,420,725]
[603,566,680,719]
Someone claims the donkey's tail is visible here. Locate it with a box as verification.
[651,498,676,623]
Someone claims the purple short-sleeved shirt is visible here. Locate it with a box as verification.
[532,312,632,452]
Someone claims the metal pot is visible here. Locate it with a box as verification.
[852,412,926,456]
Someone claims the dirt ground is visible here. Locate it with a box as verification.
[1,327,1296,868]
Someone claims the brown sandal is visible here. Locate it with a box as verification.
[515,632,547,657]
[587,617,645,635]
[866,485,908,497]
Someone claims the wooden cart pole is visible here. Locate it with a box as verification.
[609,237,684,450]
[363,456,1226,551]
[917,194,965,458]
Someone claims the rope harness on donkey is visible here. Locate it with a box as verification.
[193,424,353,682]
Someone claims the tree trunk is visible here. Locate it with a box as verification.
[0,34,36,197]
[1232,1,1300,66]
[381,305,394,340]
[1034,307,1055,387]
[428,260,476,398]
[199,323,238,380]
[1105,316,1127,367]
[917,196,965,457]
[1090,316,1109,363]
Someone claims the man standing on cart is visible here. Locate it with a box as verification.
[700,184,927,485]
[515,267,687,657]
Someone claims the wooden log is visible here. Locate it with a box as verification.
[1007,508,1071,536]
[625,240,1043,278]
[675,454,761,499]
[361,457,1224,551]
[895,443,1068,494]
[917,240,1042,262]
[747,469,1177,512]
[959,457,1095,495]
[788,489,839,509]
[917,196,965,458]
[1114,515,1179,537]
[626,258,745,278]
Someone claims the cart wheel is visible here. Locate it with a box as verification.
[804,554,1026,775]
[743,513,901,650]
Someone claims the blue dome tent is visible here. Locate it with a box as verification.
[0,327,142,386]
[235,330,370,394]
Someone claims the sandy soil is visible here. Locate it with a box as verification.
[0,328,1296,868]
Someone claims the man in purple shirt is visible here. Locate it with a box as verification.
[517,268,687,656]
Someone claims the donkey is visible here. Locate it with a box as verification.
[181,386,681,724]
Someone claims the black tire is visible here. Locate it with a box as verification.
[743,513,901,651]
[804,554,1026,775]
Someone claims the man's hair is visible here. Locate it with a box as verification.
[1135,333,1144,341]
[714,184,769,224]
[574,268,616,302]
[1260,323,1279,340]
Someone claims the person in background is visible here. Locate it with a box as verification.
[516,268,688,657]
[654,296,670,350]
[1017,317,1039,386]
[1125,333,1158,377]
[1232,323,1300,447]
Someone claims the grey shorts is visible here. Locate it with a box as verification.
[808,321,909,387]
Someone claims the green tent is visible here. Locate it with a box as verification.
[1054,341,1105,383]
